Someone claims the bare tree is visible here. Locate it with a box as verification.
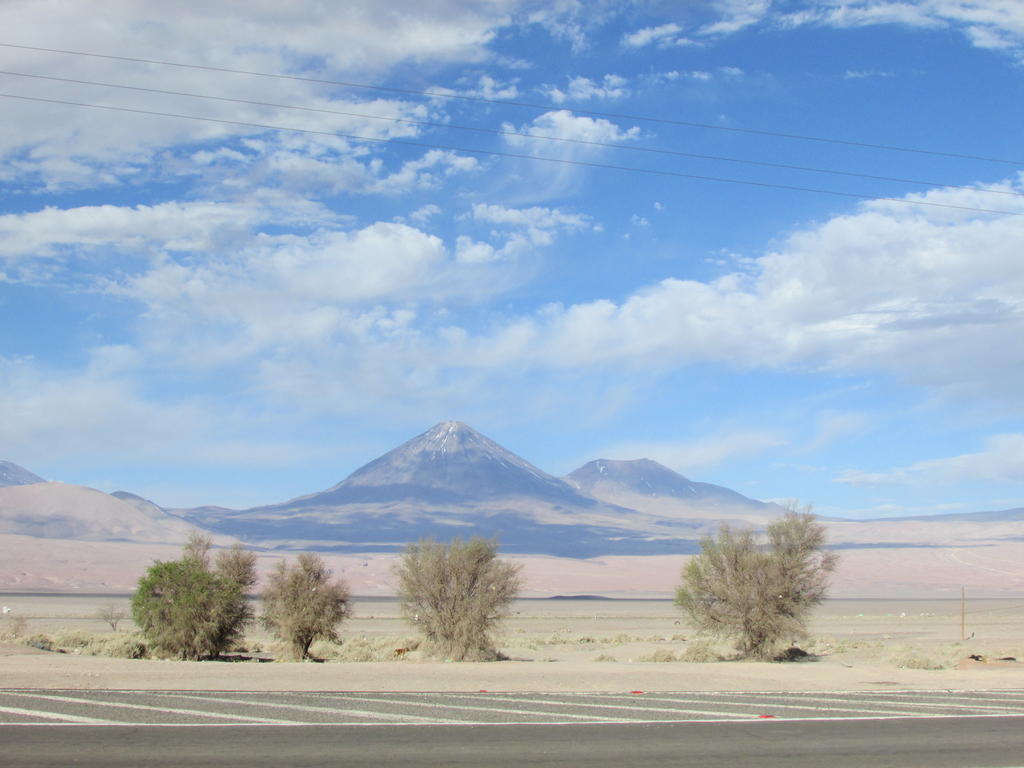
[261,553,351,661]
[96,602,128,631]
[395,537,521,661]
[675,506,837,660]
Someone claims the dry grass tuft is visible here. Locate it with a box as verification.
[679,641,722,663]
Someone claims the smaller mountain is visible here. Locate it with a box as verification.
[0,461,45,488]
[565,458,766,508]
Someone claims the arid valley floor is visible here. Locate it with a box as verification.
[2,595,1022,693]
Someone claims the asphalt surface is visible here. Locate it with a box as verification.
[3,689,1024,767]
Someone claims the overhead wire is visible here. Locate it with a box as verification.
[2,91,1021,218]
[2,41,1022,167]
[2,69,1021,199]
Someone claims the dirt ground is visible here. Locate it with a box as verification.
[1,595,1022,692]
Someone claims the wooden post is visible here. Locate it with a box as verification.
[961,586,966,643]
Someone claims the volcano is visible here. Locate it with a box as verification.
[180,421,702,556]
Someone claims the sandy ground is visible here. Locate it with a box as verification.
[2,596,1023,693]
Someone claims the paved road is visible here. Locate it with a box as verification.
[3,689,1024,767]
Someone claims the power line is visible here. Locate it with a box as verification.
[3,69,1020,199]
[2,41,1022,167]
[2,92,1021,218]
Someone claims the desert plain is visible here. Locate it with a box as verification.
[2,594,1022,694]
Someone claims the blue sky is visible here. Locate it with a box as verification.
[2,1,1023,517]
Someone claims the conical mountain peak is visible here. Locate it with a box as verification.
[314,421,581,504]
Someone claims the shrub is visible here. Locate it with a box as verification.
[130,534,255,660]
[261,553,351,661]
[675,507,837,660]
[892,650,947,670]
[52,629,93,649]
[395,537,521,661]
[86,633,148,659]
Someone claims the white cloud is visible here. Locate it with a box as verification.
[0,0,526,187]
[543,74,630,104]
[835,433,1024,486]
[462,74,520,99]
[621,22,695,48]
[449,176,1024,406]
[776,1,1024,60]
[455,236,500,264]
[470,202,593,239]
[843,69,894,79]
[700,0,772,35]
[0,201,267,263]
[409,204,442,223]
[503,110,640,149]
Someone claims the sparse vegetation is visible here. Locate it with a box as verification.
[17,629,148,659]
[96,602,128,631]
[675,506,837,660]
[395,536,521,661]
[2,614,28,640]
[130,533,256,660]
[640,649,678,662]
[261,553,352,661]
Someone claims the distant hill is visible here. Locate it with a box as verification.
[0,460,44,488]
[0,482,203,543]
[845,507,1024,524]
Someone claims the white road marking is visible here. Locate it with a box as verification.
[591,693,953,718]
[157,692,466,724]
[2,690,1024,728]
[858,690,1024,704]
[1,692,303,725]
[0,704,127,725]
[309,693,614,721]
[759,692,1024,714]
[442,692,767,720]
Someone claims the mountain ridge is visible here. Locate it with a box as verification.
[0,460,45,488]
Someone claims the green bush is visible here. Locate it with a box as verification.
[130,534,255,660]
